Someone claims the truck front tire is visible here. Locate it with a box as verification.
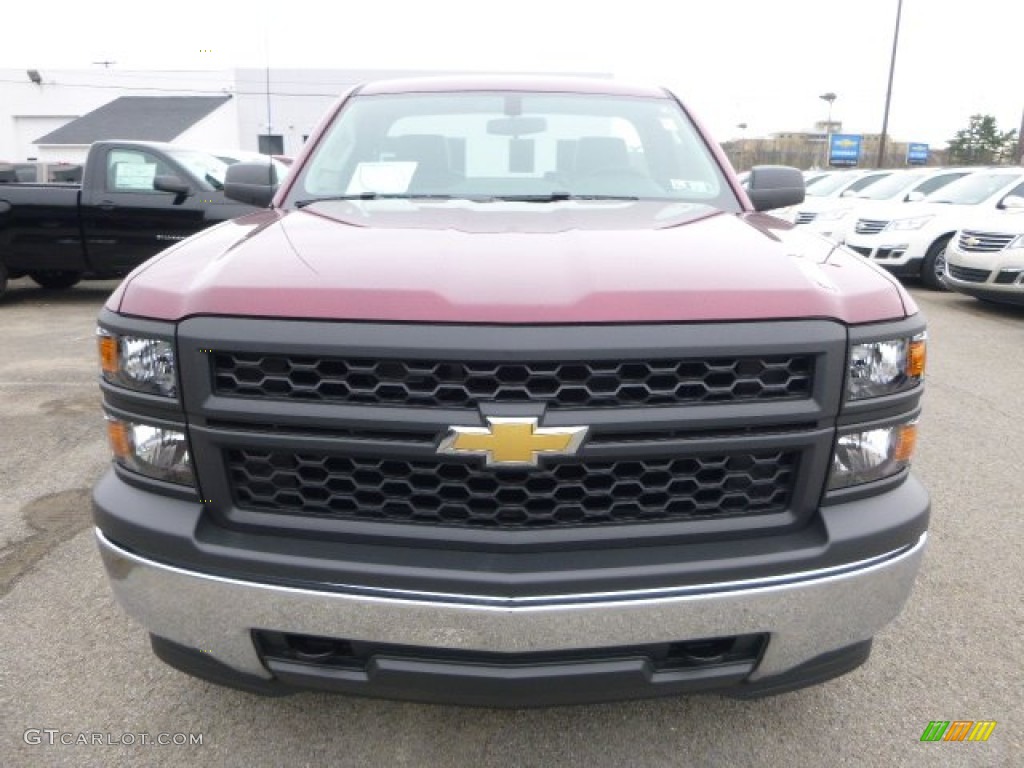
[30,270,82,290]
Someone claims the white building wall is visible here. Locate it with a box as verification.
[231,68,461,157]
[33,143,90,164]
[0,68,233,160]
[175,97,241,149]
[0,68,609,161]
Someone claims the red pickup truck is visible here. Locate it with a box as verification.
[92,76,929,706]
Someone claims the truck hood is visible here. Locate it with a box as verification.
[112,200,911,323]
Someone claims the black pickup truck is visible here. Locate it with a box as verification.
[0,141,277,297]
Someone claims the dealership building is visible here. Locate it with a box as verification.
[0,67,606,164]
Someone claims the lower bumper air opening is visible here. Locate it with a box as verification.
[243,630,769,706]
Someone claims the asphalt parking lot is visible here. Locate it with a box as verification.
[1,275,1021,767]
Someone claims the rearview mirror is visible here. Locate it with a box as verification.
[487,116,548,136]
[154,175,190,204]
[224,161,279,207]
[746,165,805,212]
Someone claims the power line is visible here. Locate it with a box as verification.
[0,77,347,97]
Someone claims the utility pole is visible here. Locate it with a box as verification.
[877,0,904,168]
[820,92,836,168]
[1018,105,1024,164]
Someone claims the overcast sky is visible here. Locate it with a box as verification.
[3,0,1021,148]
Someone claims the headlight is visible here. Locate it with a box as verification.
[106,416,193,486]
[885,215,933,231]
[828,420,917,490]
[847,334,926,400]
[97,328,177,397]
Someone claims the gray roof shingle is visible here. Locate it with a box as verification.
[35,95,231,145]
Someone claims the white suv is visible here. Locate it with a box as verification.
[843,168,1024,289]
[944,209,1024,306]
[774,169,893,227]
[786,168,973,240]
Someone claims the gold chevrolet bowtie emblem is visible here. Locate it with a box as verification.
[438,417,588,467]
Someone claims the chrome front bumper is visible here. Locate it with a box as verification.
[97,528,926,684]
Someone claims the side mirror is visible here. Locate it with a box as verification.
[746,165,805,212]
[905,191,925,203]
[999,194,1024,210]
[224,161,279,207]
[154,174,190,204]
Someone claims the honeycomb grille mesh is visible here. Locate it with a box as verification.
[226,449,798,529]
[212,353,814,409]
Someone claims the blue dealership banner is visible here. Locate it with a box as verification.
[907,143,929,165]
[829,134,862,166]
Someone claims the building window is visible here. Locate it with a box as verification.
[258,134,284,155]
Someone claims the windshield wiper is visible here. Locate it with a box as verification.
[487,193,640,202]
[294,193,486,208]
[293,192,643,208]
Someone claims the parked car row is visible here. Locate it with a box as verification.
[0,160,83,183]
[944,210,1024,306]
[775,166,1024,297]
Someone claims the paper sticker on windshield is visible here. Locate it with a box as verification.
[347,162,417,194]
[670,179,714,194]
[114,162,157,191]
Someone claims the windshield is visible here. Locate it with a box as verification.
[287,91,738,209]
[855,172,923,199]
[924,172,1024,205]
[803,172,835,189]
[165,149,230,190]
[804,172,856,197]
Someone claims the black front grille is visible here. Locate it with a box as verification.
[995,270,1022,285]
[226,449,798,529]
[795,212,817,224]
[855,219,888,235]
[947,264,991,283]
[847,245,871,257]
[958,230,1014,252]
[212,353,814,409]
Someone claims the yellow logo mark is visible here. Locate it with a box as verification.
[966,721,997,742]
[438,418,587,466]
[835,138,857,148]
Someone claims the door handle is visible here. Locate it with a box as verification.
[98,201,117,211]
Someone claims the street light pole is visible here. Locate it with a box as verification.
[1017,105,1024,164]
[819,92,837,168]
[877,0,904,168]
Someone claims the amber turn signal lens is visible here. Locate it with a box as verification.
[106,418,132,459]
[98,334,118,376]
[894,423,918,463]
[907,339,926,378]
